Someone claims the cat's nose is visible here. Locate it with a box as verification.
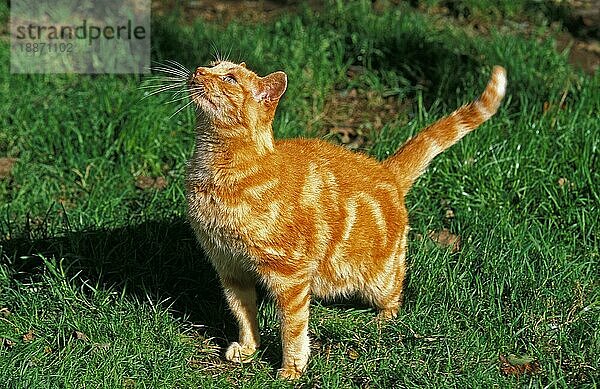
[190,68,205,84]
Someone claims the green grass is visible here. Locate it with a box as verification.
[1,1,598,387]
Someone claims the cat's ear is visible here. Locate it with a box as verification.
[254,71,287,103]
[239,62,246,68]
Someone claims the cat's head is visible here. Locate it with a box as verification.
[189,61,287,128]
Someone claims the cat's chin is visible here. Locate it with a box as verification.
[193,97,219,117]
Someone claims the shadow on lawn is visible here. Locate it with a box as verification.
[0,219,237,344]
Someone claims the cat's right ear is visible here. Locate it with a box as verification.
[254,71,287,103]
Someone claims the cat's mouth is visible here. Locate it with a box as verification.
[188,82,218,112]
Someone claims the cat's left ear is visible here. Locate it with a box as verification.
[255,71,287,103]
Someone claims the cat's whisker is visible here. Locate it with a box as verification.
[152,70,189,80]
[152,65,190,78]
[189,87,205,99]
[189,85,205,93]
[167,91,197,104]
[172,87,192,97]
[164,59,191,75]
[145,75,187,83]
[141,83,187,99]
[211,43,233,65]
[142,81,203,104]
[210,42,221,63]
[151,59,190,72]
[188,86,205,94]
[151,62,187,73]
[142,89,184,100]
[139,82,186,92]
[169,98,196,119]
[224,45,233,63]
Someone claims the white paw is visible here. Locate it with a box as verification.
[225,342,256,363]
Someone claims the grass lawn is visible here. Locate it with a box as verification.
[1,1,598,387]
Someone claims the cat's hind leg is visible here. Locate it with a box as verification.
[370,245,408,320]
[221,274,261,363]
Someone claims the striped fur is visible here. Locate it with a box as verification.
[184,61,506,379]
[383,66,507,193]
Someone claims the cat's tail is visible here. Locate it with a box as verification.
[383,66,506,193]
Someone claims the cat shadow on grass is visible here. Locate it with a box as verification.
[0,219,238,347]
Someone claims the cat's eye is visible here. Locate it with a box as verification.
[222,75,237,84]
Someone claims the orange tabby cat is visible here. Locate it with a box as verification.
[184,61,506,379]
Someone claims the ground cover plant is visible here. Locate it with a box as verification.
[0,1,598,387]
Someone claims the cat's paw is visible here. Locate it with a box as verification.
[277,365,304,380]
[225,342,256,363]
[377,308,398,321]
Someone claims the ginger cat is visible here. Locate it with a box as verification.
[182,60,506,379]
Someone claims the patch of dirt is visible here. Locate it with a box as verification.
[319,65,411,151]
[556,33,600,74]
[321,87,408,151]
[0,157,17,178]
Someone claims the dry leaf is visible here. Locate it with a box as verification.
[499,354,541,376]
[135,175,168,190]
[330,127,366,150]
[135,175,155,190]
[22,330,35,342]
[543,101,550,113]
[0,307,10,318]
[445,209,455,219]
[72,330,89,342]
[542,100,568,113]
[154,176,168,190]
[331,127,356,144]
[428,229,461,253]
[0,157,17,178]
[2,338,16,348]
[348,348,359,360]
[557,177,576,189]
[92,342,111,353]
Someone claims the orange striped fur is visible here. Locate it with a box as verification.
[185,61,506,379]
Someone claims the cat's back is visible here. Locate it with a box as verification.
[274,137,399,189]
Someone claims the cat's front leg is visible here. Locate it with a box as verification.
[274,282,311,380]
[220,275,261,363]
